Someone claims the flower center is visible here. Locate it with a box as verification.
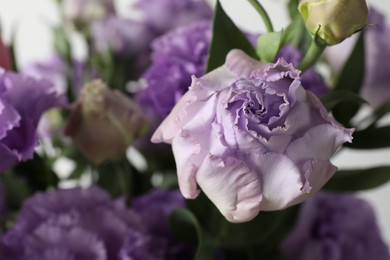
[230,78,287,130]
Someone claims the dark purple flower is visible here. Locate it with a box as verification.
[276,45,329,97]
[124,189,195,260]
[1,187,194,260]
[0,70,67,173]
[360,9,390,109]
[0,187,142,260]
[134,0,212,36]
[136,21,211,118]
[282,192,390,260]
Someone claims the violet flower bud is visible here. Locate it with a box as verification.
[298,0,369,45]
[65,80,147,164]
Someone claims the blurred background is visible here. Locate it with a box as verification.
[0,0,390,242]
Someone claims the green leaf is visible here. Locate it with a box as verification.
[12,153,59,191]
[170,208,216,260]
[205,0,258,73]
[332,32,365,126]
[288,0,300,19]
[324,166,390,191]
[346,126,390,149]
[320,90,367,112]
[257,31,283,62]
[257,16,307,63]
[334,32,365,92]
[0,171,30,211]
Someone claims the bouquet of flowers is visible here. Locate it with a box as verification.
[1,0,390,259]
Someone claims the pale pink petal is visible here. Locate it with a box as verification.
[196,154,262,223]
[225,49,266,78]
[250,153,303,211]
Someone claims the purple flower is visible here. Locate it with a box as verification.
[0,70,67,173]
[276,45,329,97]
[0,187,142,260]
[0,187,193,260]
[91,16,154,56]
[122,189,195,260]
[360,9,390,109]
[22,56,96,97]
[136,21,211,118]
[282,192,390,260]
[152,49,353,223]
[134,0,212,36]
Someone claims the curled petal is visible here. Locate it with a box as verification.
[196,154,262,223]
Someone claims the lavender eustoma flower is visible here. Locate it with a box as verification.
[0,187,190,260]
[360,9,390,109]
[152,49,353,223]
[122,189,195,260]
[0,70,67,173]
[282,192,390,260]
[0,187,138,259]
[136,21,211,118]
[134,0,212,36]
[276,45,329,97]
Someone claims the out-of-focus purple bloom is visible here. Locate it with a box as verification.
[136,21,211,118]
[22,56,95,96]
[152,49,353,223]
[282,192,390,260]
[276,45,329,97]
[62,0,116,25]
[360,9,390,109]
[91,16,154,56]
[1,187,193,260]
[0,70,67,173]
[121,189,195,260]
[134,0,212,36]
[0,187,141,260]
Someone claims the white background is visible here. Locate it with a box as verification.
[1,0,390,243]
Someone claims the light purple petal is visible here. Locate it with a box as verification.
[196,154,262,223]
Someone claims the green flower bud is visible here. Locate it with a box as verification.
[298,0,368,45]
[65,80,148,164]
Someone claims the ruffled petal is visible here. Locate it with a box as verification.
[286,124,353,164]
[196,154,262,223]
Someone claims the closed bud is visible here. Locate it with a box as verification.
[298,0,368,45]
[65,80,148,164]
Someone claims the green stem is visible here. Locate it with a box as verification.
[297,40,326,72]
[247,0,274,33]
